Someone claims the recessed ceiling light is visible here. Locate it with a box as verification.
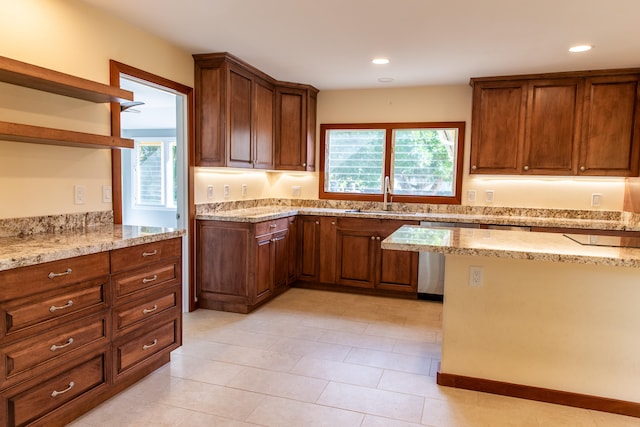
[377,77,394,83]
[372,58,390,65]
[569,45,593,53]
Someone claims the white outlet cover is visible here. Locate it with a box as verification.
[469,266,484,287]
[74,185,86,205]
[207,185,213,199]
[467,190,476,203]
[223,185,230,197]
[485,190,494,203]
[292,186,301,197]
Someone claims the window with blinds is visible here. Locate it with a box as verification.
[133,139,177,208]
[320,122,465,204]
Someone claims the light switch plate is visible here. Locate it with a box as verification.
[74,185,86,205]
[102,185,112,203]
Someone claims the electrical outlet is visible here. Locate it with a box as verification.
[207,185,213,199]
[591,193,602,207]
[223,184,230,198]
[485,190,494,203]
[469,266,484,287]
[102,185,112,203]
[241,184,247,197]
[467,190,476,203]
[74,185,86,205]
[292,186,301,197]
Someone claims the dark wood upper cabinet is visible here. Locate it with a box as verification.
[275,84,318,171]
[579,75,640,176]
[470,69,640,177]
[194,53,317,170]
[470,81,526,173]
[523,79,582,175]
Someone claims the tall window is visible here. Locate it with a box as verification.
[320,122,465,204]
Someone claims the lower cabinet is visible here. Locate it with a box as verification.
[0,237,182,427]
[197,218,293,313]
[296,216,419,295]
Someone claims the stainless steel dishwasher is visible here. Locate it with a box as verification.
[417,222,531,301]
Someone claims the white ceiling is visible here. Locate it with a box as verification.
[79,0,640,90]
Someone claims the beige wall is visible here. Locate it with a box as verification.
[1,0,626,216]
[0,0,193,219]
[441,254,640,402]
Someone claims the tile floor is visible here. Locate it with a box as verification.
[70,288,640,427]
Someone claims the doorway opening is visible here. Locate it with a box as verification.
[110,61,194,312]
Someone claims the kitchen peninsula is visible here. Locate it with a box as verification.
[382,225,640,418]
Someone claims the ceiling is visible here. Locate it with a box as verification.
[79,0,640,90]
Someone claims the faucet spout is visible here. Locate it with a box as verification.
[383,176,392,210]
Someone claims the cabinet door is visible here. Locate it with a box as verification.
[254,235,274,303]
[287,217,298,282]
[275,86,307,170]
[298,217,320,281]
[335,227,376,288]
[579,75,640,176]
[195,66,224,166]
[196,222,250,300]
[227,68,253,168]
[272,230,289,291]
[306,90,317,171]
[523,79,582,174]
[375,221,418,292]
[253,78,274,169]
[470,81,527,174]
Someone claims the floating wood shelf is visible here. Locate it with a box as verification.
[0,55,133,103]
[0,121,134,149]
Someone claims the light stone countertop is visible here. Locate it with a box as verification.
[0,224,184,271]
[196,206,628,231]
[381,225,640,267]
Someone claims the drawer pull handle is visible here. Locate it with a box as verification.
[269,224,277,228]
[142,250,158,257]
[51,381,75,398]
[50,337,74,351]
[143,339,158,350]
[142,275,158,284]
[49,300,74,313]
[48,268,72,279]
[142,305,158,314]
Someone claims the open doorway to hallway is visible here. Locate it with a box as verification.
[110,61,194,312]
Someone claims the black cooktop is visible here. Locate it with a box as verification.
[563,233,640,249]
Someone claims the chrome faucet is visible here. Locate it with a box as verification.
[383,176,392,210]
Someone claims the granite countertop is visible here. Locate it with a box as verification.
[381,225,640,268]
[0,224,184,271]
[196,206,629,231]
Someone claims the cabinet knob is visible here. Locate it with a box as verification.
[303,163,307,167]
[471,165,477,170]
[376,236,381,240]
[371,236,375,240]
[580,166,585,172]
[315,221,319,225]
[523,165,529,171]
[331,221,335,225]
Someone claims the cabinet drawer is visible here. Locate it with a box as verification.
[0,253,109,302]
[255,218,289,236]
[1,314,108,386]
[112,261,179,301]
[1,277,109,339]
[115,319,179,375]
[111,238,181,273]
[113,287,180,335]
[4,353,105,427]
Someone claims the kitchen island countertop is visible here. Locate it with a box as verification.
[0,224,184,271]
[381,224,640,268]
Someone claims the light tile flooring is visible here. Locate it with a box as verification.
[71,288,639,427]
